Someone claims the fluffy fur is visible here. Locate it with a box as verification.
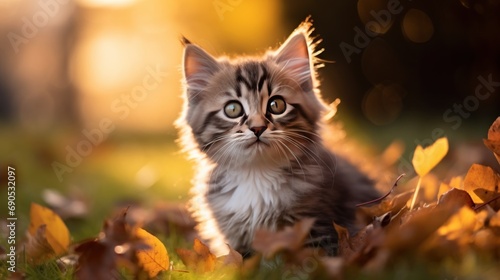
[176,20,379,256]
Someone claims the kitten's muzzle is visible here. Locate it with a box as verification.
[250,126,267,138]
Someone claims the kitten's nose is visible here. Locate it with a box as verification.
[250,126,267,138]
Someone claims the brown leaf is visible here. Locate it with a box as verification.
[384,204,456,254]
[483,116,500,164]
[175,238,216,273]
[333,223,352,258]
[438,188,474,209]
[252,218,315,259]
[217,245,243,269]
[25,225,55,263]
[75,210,148,280]
[463,164,500,210]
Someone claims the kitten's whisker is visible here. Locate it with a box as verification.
[274,138,306,181]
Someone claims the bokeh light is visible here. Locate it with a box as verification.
[402,8,434,43]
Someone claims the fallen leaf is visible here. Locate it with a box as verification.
[217,245,243,269]
[483,117,500,164]
[75,210,149,279]
[463,164,500,210]
[437,206,485,240]
[438,188,474,209]
[29,203,70,256]
[252,218,315,259]
[176,238,216,273]
[135,227,169,277]
[437,183,453,201]
[333,223,352,258]
[412,137,449,177]
[25,225,55,263]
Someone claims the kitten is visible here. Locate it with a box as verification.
[176,20,379,256]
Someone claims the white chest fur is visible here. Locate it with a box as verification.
[220,167,288,211]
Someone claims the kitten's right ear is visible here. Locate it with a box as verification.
[182,38,219,90]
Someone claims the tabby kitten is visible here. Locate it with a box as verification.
[176,21,379,256]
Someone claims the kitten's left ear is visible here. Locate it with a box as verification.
[274,30,314,92]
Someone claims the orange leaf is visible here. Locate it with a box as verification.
[463,164,500,210]
[483,116,500,164]
[176,238,216,273]
[29,203,70,256]
[412,137,449,177]
[135,228,169,277]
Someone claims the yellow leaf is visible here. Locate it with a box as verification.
[135,228,169,278]
[29,203,70,255]
[412,137,449,177]
[463,164,500,210]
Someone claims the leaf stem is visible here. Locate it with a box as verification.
[409,176,422,211]
[473,195,500,211]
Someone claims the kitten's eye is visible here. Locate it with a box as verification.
[268,96,286,115]
[224,101,244,118]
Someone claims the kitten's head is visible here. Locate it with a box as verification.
[177,21,330,167]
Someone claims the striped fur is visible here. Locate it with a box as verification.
[176,20,379,256]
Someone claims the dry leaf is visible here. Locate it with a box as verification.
[176,238,216,273]
[483,117,500,164]
[29,203,70,256]
[252,218,315,259]
[437,206,485,240]
[25,225,55,263]
[437,188,474,209]
[75,210,149,279]
[463,164,500,210]
[333,223,352,258]
[217,245,243,269]
[334,222,374,261]
[412,137,449,177]
[135,228,169,277]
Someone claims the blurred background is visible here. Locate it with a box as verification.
[0,0,499,239]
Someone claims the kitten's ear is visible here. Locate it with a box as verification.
[274,31,314,92]
[182,39,219,90]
